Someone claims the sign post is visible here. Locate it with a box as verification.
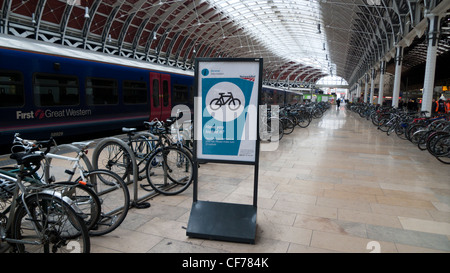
[186,58,262,244]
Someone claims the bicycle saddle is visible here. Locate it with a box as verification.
[72,141,94,150]
[144,121,157,127]
[122,127,137,133]
[10,152,43,166]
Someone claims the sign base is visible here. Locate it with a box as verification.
[186,201,257,244]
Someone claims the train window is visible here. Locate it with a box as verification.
[34,74,79,106]
[0,71,24,107]
[162,80,169,107]
[172,84,188,105]
[152,79,159,107]
[123,81,147,104]
[86,78,118,105]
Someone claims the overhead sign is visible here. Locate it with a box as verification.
[195,58,262,163]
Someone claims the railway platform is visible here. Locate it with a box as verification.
[87,104,450,253]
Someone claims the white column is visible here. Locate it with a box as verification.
[357,80,362,101]
[378,61,386,105]
[392,46,403,108]
[364,74,369,103]
[370,69,375,104]
[421,14,440,116]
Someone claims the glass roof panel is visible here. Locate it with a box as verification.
[206,0,330,74]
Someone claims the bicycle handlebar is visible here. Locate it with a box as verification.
[12,134,55,154]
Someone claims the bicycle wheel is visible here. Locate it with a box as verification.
[129,133,157,175]
[12,193,90,253]
[209,98,221,110]
[429,132,450,157]
[280,117,295,135]
[418,130,434,150]
[377,118,391,132]
[77,169,130,236]
[145,146,193,195]
[54,182,101,232]
[297,112,311,128]
[93,141,133,181]
[228,98,241,110]
[435,136,450,163]
[394,122,408,140]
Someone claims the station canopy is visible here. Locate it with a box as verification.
[0,0,449,89]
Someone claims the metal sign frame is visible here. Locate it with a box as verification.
[186,57,262,244]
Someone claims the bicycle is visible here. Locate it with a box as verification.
[141,118,194,195]
[93,111,188,179]
[11,134,129,236]
[0,152,90,253]
[93,112,194,195]
[209,92,241,110]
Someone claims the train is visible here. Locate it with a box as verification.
[0,34,302,153]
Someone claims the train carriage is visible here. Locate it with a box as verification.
[0,34,301,152]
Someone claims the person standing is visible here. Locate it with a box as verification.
[431,99,437,115]
[436,98,446,114]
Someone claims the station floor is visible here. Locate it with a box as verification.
[87,104,450,253]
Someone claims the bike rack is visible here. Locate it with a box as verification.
[92,137,151,209]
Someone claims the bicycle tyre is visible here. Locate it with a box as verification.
[297,112,311,128]
[53,181,102,232]
[76,169,130,236]
[144,146,194,195]
[209,98,221,110]
[93,141,133,181]
[428,132,450,157]
[12,193,90,253]
[228,98,241,110]
[280,117,295,135]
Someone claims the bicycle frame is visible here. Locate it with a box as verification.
[0,166,47,247]
[44,151,85,183]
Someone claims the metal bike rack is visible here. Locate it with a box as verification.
[92,137,151,209]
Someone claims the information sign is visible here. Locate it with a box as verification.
[195,59,261,163]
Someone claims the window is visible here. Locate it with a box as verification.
[86,78,118,105]
[152,79,160,107]
[34,74,79,106]
[123,81,147,104]
[172,84,188,105]
[0,71,24,107]
[162,80,169,107]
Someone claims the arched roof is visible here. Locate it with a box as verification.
[0,0,449,89]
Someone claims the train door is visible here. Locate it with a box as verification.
[149,72,171,121]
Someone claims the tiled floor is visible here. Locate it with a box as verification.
[89,104,450,253]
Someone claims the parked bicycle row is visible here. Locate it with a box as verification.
[262,101,331,141]
[348,102,450,164]
[0,110,199,253]
[0,132,133,253]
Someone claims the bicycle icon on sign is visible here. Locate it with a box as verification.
[209,92,242,111]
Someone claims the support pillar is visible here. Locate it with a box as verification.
[421,13,441,116]
[392,46,403,108]
[378,61,386,105]
[364,74,369,103]
[370,68,375,104]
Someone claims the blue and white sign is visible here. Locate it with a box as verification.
[195,59,261,162]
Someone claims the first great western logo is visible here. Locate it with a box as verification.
[16,109,92,120]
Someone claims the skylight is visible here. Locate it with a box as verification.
[205,0,330,74]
